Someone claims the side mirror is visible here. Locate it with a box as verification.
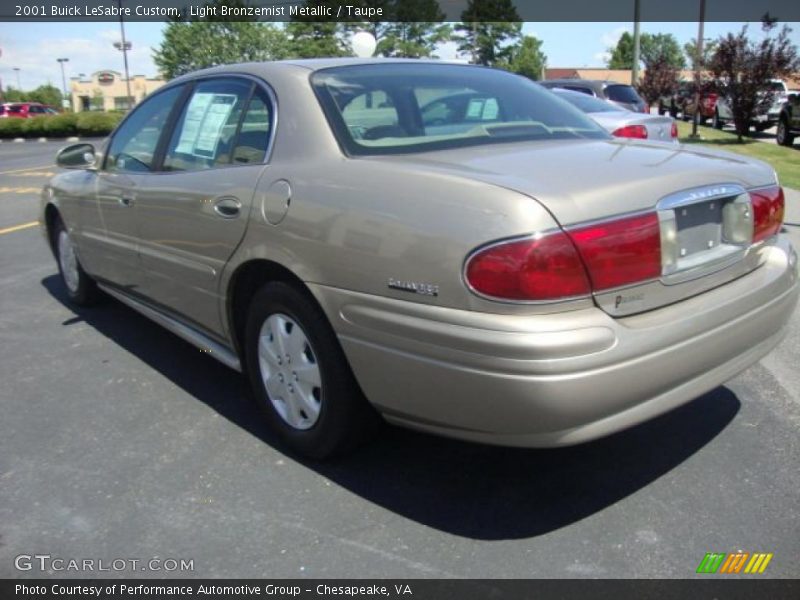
[56,143,97,170]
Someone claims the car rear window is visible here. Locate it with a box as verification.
[8,105,23,113]
[312,64,608,156]
[605,85,643,103]
[0,106,5,115]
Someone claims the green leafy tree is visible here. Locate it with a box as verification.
[28,84,63,107]
[286,1,356,58]
[641,33,685,69]
[608,32,685,70]
[684,38,718,71]
[608,31,634,69]
[708,21,800,140]
[1,87,25,102]
[456,0,522,66]
[505,35,547,80]
[374,0,450,58]
[153,0,290,79]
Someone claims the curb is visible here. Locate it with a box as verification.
[1,136,85,143]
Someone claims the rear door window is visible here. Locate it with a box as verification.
[163,78,253,172]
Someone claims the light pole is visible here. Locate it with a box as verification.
[115,0,133,109]
[691,0,707,138]
[13,67,21,90]
[56,58,69,110]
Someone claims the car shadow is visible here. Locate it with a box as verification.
[42,275,741,541]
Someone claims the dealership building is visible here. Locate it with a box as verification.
[70,70,165,112]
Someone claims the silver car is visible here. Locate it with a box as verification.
[553,88,678,143]
[41,59,798,458]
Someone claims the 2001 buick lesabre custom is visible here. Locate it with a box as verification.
[41,59,798,458]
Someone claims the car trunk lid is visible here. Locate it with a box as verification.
[375,139,780,316]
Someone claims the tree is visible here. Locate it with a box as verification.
[506,35,547,80]
[28,84,63,107]
[374,0,450,58]
[286,1,355,58]
[456,0,522,66]
[684,38,718,71]
[2,87,25,102]
[708,21,800,140]
[608,32,685,70]
[637,55,680,106]
[608,31,634,69]
[640,33,685,69]
[153,1,290,79]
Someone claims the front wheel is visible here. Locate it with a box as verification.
[54,218,99,306]
[712,111,723,129]
[244,282,380,459]
[777,118,795,146]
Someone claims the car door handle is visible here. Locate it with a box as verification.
[118,195,134,207]
[213,197,241,218]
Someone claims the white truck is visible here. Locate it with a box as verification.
[713,79,788,131]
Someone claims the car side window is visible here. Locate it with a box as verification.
[229,89,273,165]
[105,85,184,173]
[163,78,253,172]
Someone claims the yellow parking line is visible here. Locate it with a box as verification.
[0,165,53,176]
[0,221,39,235]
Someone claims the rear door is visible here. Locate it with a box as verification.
[134,77,274,336]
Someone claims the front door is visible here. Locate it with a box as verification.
[87,84,186,290]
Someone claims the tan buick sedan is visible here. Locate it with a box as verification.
[41,59,798,458]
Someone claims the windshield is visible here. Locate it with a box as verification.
[554,90,619,113]
[606,85,643,103]
[311,63,608,156]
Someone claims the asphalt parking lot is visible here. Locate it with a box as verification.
[0,140,798,579]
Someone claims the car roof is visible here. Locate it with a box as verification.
[168,58,488,85]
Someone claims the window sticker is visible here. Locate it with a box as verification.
[174,93,237,159]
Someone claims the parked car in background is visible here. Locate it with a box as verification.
[553,88,678,142]
[658,80,693,118]
[714,80,789,131]
[777,89,800,146]
[41,59,797,458]
[0,102,58,118]
[539,79,648,113]
[682,89,719,124]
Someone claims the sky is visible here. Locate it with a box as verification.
[1,21,799,91]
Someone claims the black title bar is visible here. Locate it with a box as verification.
[3,579,800,600]
[2,0,800,22]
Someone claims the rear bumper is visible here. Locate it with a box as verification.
[311,236,798,447]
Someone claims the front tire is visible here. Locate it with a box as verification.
[777,118,795,146]
[54,218,99,306]
[712,110,723,129]
[244,281,380,459]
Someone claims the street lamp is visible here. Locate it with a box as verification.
[13,67,21,90]
[115,0,133,110]
[56,58,69,110]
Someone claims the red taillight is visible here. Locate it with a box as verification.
[750,185,784,242]
[567,213,662,291]
[670,122,678,138]
[612,124,648,139]
[465,231,591,301]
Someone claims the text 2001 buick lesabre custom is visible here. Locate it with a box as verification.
[41,59,798,457]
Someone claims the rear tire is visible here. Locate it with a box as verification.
[53,218,99,306]
[244,281,380,459]
[777,118,795,146]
